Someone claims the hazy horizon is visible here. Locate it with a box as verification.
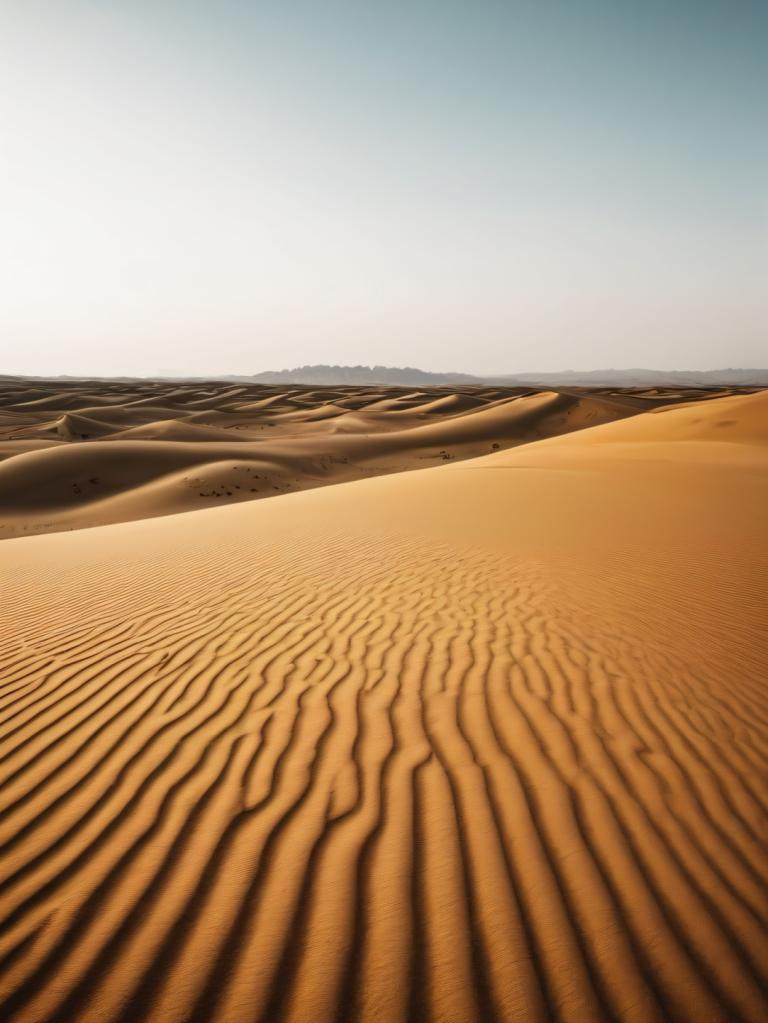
[1,1,765,377]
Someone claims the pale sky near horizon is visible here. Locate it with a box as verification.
[1,1,765,377]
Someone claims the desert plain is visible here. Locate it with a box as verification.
[0,377,766,1022]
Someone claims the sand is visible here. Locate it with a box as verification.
[0,387,766,1022]
[0,377,754,538]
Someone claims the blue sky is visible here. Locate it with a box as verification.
[1,1,765,375]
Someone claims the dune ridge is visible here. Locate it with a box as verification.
[0,389,766,1021]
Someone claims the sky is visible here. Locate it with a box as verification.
[0,0,765,377]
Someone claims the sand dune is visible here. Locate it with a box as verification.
[0,387,765,1022]
[588,388,768,444]
[0,378,754,538]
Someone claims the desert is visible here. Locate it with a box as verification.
[1,379,766,1021]
[2,1,766,1018]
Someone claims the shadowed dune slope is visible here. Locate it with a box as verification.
[0,390,766,1022]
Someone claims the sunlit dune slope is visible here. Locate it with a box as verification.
[0,390,766,1022]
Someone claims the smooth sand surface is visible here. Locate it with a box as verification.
[0,389,766,1021]
[0,378,753,538]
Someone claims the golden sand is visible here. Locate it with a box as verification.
[0,386,766,1021]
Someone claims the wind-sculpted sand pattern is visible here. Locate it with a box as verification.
[1,500,767,1022]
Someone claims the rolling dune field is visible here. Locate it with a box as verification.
[0,385,766,1022]
[0,377,755,538]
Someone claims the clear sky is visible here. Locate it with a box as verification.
[1,0,765,377]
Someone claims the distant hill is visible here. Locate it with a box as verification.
[228,365,768,388]
[488,368,768,387]
[232,365,479,386]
